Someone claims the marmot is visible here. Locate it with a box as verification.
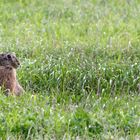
[0,53,24,96]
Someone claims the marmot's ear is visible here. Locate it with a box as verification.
[1,53,5,56]
[0,53,5,57]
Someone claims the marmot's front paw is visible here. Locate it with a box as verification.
[5,89,11,96]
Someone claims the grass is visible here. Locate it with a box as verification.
[0,94,140,139]
[0,0,140,139]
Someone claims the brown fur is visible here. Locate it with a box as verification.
[0,53,24,96]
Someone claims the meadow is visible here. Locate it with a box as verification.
[0,0,140,139]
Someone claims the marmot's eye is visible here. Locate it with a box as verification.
[7,54,12,59]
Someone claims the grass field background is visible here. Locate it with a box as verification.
[0,0,140,139]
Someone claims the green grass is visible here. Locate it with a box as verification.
[0,94,140,139]
[0,0,140,139]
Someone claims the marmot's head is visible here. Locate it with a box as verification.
[0,53,20,69]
